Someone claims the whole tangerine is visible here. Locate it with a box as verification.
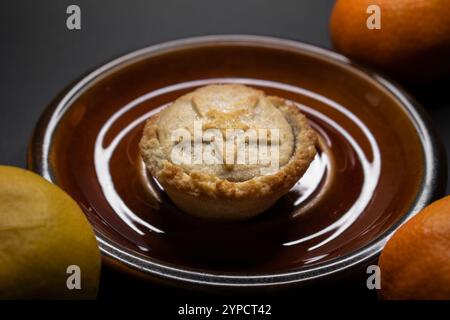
[379,195,450,299]
[330,0,450,83]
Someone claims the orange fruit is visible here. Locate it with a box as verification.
[379,195,450,299]
[330,0,450,83]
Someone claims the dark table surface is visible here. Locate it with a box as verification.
[1,0,449,299]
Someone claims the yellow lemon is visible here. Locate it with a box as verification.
[0,166,101,299]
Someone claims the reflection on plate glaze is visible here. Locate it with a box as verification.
[285,105,380,250]
[94,78,380,253]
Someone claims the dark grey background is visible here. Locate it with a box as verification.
[1,0,449,299]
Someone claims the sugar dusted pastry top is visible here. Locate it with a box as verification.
[155,84,294,181]
[140,84,317,201]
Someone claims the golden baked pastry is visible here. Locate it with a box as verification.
[140,84,317,220]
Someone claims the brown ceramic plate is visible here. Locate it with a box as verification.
[29,35,446,288]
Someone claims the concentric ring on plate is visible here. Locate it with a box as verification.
[28,35,446,287]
